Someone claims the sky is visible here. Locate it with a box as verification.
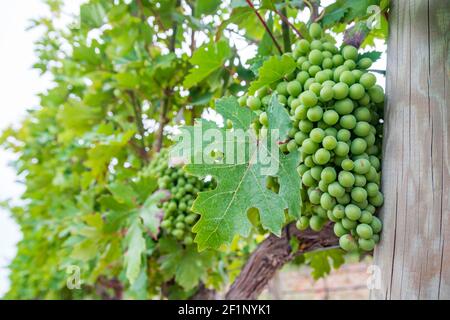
[0,0,385,297]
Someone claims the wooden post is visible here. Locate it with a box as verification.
[371,0,450,299]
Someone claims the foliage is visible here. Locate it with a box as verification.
[1,0,388,299]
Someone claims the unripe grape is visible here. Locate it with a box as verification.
[338,171,355,188]
[359,73,376,89]
[339,234,358,251]
[334,98,354,115]
[332,54,344,66]
[334,222,348,237]
[296,216,310,230]
[322,135,337,150]
[300,91,318,107]
[315,148,331,165]
[310,128,325,143]
[358,57,373,69]
[328,181,346,198]
[358,238,375,251]
[353,158,371,174]
[342,45,358,61]
[247,96,261,110]
[339,70,356,85]
[309,49,324,65]
[345,204,362,221]
[320,86,334,102]
[349,83,365,100]
[287,80,302,97]
[307,106,323,122]
[296,71,310,85]
[297,39,310,53]
[309,22,322,39]
[310,215,325,231]
[320,192,336,210]
[332,82,349,99]
[332,141,348,157]
[369,192,384,207]
[359,210,373,224]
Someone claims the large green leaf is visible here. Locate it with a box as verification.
[183,40,231,88]
[248,55,296,95]
[139,190,170,239]
[125,220,146,285]
[175,96,302,250]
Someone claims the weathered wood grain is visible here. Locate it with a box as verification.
[371,0,450,299]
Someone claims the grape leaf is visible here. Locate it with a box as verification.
[139,190,170,239]
[215,96,256,130]
[159,240,214,290]
[358,50,382,62]
[248,54,296,95]
[177,96,302,250]
[195,0,221,17]
[183,40,230,88]
[125,220,146,285]
[304,248,345,280]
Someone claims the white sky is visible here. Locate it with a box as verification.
[0,0,385,297]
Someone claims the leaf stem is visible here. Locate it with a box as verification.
[127,90,148,162]
[280,7,291,52]
[245,0,283,54]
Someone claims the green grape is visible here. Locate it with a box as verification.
[310,165,323,181]
[327,210,340,222]
[336,128,351,142]
[349,83,365,100]
[304,155,315,167]
[340,114,357,129]
[353,158,371,174]
[324,127,338,137]
[322,57,333,70]
[359,210,373,224]
[342,217,357,230]
[332,82,349,99]
[339,234,358,251]
[296,56,308,67]
[373,234,380,244]
[295,131,308,145]
[308,65,322,77]
[370,216,382,233]
[351,138,368,155]
[307,106,323,122]
[302,138,319,154]
[334,98,354,115]
[309,82,322,96]
[351,69,363,81]
[369,192,384,207]
[297,71,310,84]
[238,95,247,107]
[368,85,385,103]
[341,159,354,171]
[358,238,375,251]
[328,181,346,198]
[309,49,324,65]
[354,121,371,137]
[309,22,322,39]
[343,59,356,70]
[322,135,337,150]
[334,222,348,237]
[369,155,381,171]
[296,216,310,230]
[354,174,367,187]
[310,215,325,231]
[310,39,323,50]
[278,94,287,105]
[302,170,316,187]
[310,128,325,143]
[339,70,356,85]
[276,81,289,95]
[301,60,312,72]
[320,192,336,210]
[287,80,302,97]
[321,167,337,183]
[358,57,372,69]
[184,236,193,245]
[354,107,371,122]
[351,187,368,202]
[300,91,318,107]
[297,39,310,53]
[342,45,358,61]
[333,204,346,219]
[332,54,344,66]
[315,148,331,165]
[287,140,298,153]
[337,193,351,205]
[247,96,261,110]
[359,73,376,89]
[318,179,328,192]
[345,204,362,221]
[309,189,322,204]
[334,141,350,157]
[259,112,268,126]
[323,109,339,125]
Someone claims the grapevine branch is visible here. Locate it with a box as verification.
[245,0,283,54]
[225,222,339,300]
[127,90,149,162]
[153,0,180,153]
[280,7,291,52]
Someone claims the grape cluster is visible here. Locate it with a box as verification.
[146,150,213,245]
[241,23,384,252]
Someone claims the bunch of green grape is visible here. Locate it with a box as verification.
[146,149,214,245]
[240,23,384,252]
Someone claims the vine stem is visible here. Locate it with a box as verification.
[245,0,283,54]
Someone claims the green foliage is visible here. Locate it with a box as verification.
[1,0,389,299]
